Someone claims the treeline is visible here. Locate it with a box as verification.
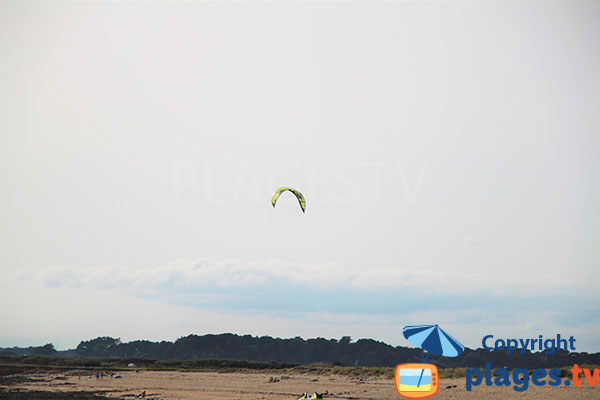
[2,334,599,369]
[0,343,58,357]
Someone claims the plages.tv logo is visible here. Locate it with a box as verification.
[467,334,599,392]
[395,325,464,399]
[395,363,439,399]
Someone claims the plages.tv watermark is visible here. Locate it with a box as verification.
[171,160,430,205]
[466,334,599,392]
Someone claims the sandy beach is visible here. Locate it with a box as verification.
[2,369,599,400]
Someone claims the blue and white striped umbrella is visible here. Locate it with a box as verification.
[403,325,464,357]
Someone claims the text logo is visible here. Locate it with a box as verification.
[395,363,439,399]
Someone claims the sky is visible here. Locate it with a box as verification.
[1,1,599,353]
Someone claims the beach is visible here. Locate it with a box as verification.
[2,369,598,399]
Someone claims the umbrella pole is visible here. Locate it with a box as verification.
[417,350,429,388]
[416,368,425,388]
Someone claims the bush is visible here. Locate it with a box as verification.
[439,368,466,379]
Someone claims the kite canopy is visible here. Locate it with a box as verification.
[403,325,464,357]
[271,187,306,213]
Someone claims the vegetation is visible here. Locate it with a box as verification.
[0,355,297,372]
[1,356,596,382]
[1,333,599,369]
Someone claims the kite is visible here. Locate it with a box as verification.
[271,187,306,213]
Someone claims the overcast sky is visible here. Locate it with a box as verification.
[1,1,599,352]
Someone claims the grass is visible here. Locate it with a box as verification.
[438,368,467,379]
[1,356,596,381]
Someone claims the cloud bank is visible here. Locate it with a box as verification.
[17,257,590,298]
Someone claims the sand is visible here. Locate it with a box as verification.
[2,369,599,399]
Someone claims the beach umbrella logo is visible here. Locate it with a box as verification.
[403,324,464,359]
[395,325,463,398]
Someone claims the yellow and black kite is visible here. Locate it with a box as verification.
[271,187,306,213]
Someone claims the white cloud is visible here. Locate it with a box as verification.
[15,257,592,298]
